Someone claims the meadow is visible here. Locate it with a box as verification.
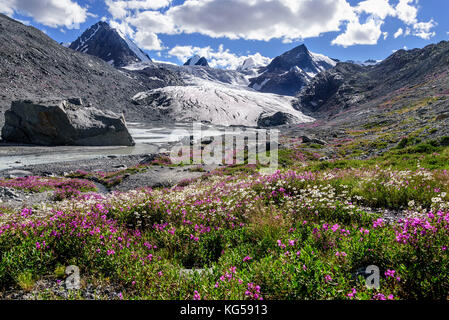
[0,143,448,300]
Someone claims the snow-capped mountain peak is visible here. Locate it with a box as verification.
[238,57,258,71]
[248,44,336,96]
[69,21,152,68]
[184,55,209,67]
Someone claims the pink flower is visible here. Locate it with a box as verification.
[373,218,384,228]
[347,288,357,299]
[193,291,201,300]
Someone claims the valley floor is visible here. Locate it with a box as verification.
[0,127,448,300]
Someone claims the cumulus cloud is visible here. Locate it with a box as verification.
[104,0,437,54]
[127,10,176,35]
[356,0,395,19]
[166,0,356,42]
[394,28,404,38]
[168,45,271,70]
[105,0,172,19]
[134,29,164,50]
[394,0,436,39]
[395,0,418,25]
[412,20,437,40]
[0,0,89,29]
[332,17,384,47]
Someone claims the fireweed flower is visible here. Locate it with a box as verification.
[193,291,201,300]
[331,224,340,232]
[385,269,400,282]
[373,218,384,228]
[347,288,357,299]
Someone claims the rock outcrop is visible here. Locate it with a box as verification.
[257,112,299,127]
[1,99,135,146]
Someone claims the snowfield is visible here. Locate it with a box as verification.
[132,78,314,127]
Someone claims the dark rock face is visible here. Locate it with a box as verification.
[257,112,299,127]
[195,57,209,67]
[2,99,135,146]
[69,21,152,68]
[249,45,336,96]
[184,55,209,67]
[296,63,364,114]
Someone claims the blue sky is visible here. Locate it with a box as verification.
[2,0,449,68]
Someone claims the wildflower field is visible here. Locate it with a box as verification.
[0,143,448,300]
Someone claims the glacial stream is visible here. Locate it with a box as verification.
[0,122,231,171]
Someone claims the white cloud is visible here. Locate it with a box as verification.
[356,0,395,19]
[394,0,436,40]
[105,0,172,19]
[127,10,176,35]
[104,0,437,50]
[168,45,271,70]
[0,0,89,29]
[395,0,418,25]
[165,0,356,42]
[134,29,164,50]
[412,19,437,40]
[332,17,384,47]
[394,28,404,38]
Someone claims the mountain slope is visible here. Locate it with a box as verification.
[0,14,173,127]
[249,45,336,96]
[296,41,449,118]
[291,41,449,151]
[69,21,152,68]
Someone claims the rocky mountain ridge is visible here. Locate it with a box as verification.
[69,21,152,68]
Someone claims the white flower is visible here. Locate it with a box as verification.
[431,197,442,203]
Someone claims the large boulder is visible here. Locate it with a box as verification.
[257,111,299,127]
[1,99,135,146]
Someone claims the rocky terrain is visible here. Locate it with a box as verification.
[0,14,179,128]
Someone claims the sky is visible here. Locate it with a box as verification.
[1,0,449,69]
